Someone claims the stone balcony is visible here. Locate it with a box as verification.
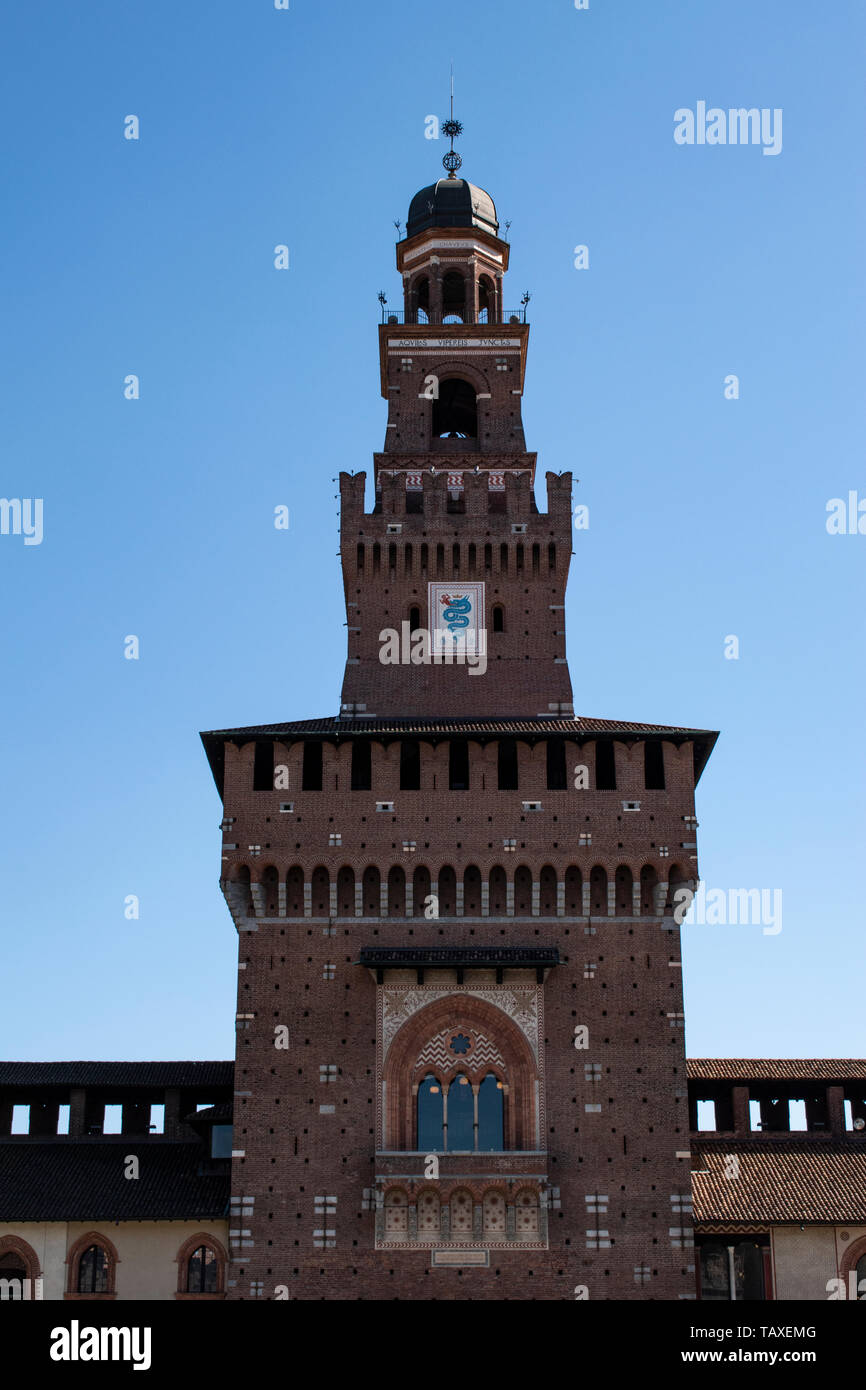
[370,1151,552,1252]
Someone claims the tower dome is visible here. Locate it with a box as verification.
[406,177,499,240]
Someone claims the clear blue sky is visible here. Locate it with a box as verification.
[2,0,863,1063]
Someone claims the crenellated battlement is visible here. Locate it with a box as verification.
[340,466,573,537]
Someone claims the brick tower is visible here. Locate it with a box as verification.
[202,140,718,1300]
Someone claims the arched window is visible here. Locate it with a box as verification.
[438,865,457,916]
[77,1245,109,1294]
[640,864,658,915]
[492,604,505,633]
[441,271,466,322]
[414,277,430,323]
[477,1073,504,1150]
[447,1073,474,1150]
[590,864,608,914]
[539,864,557,915]
[186,1245,218,1294]
[478,275,495,323]
[175,1234,227,1299]
[386,999,538,1153]
[463,864,482,917]
[409,606,421,634]
[231,865,253,917]
[310,865,329,917]
[489,865,507,915]
[337,865,355,916]
[514,864,533,916]
[417,1075,443,1151]
[564,865,582,915]
[432,378,477,438]
[615,865,633,916]
[0,1251,28,1299]
[413,865,431,916]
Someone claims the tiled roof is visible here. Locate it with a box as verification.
[202,714,715,739]
[0,1061,234,1089]
[0,1141,230,1222]
[691,1140,866,1224]
[201,716,717,794]
[688,1059,866,1082]
[184,1103,234,1125]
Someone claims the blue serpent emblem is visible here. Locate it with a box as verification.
[439,594,472,640]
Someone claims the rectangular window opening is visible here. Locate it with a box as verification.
[103,1104,123,1135]
[546,737,567,790]
[644,741,665,790]
[595,739,616,790]
[449,739,470,791]
[400,740,421,791]
[497,739,519,791]
[253,740,274,792]
[351,741,371,791]
[696,1100,717,1132]
[302,741,323,791]
[11,1105,30,1134]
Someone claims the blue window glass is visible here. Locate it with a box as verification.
[417,1074,443,1151]
[447,1073,474,1151]
[210,1124,233,1158]
[477,1073,504,1151]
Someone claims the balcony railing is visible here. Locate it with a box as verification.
[380,309,528,326]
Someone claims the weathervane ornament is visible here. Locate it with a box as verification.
[442,67,463,177]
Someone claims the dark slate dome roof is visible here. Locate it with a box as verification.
[406,177,499,239]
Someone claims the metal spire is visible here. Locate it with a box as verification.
[441,64,463,178]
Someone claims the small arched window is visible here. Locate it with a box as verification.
[441,271,466,322]
[478,275,495,324]
[492,604,505,633]
[432,379,477,438]
[186,1245,218,1294]
[0,1252,27,1299]
[477,1073,504,1151]
[77,1245,109,1294]
[417,1075,443,1151]
[409,606,421,633]
[415,276,430,323]
[447,1073,474,1151]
